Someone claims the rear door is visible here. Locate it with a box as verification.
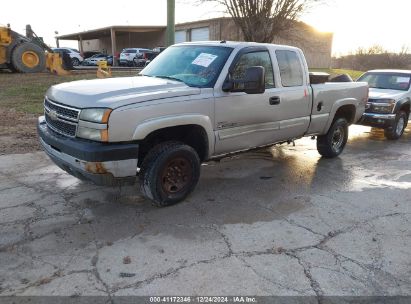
[271,49,312,140]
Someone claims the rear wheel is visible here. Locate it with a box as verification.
[11,42,46,73]
[384,111,407,140]
[139,142,200,207]
[317,118,349,158]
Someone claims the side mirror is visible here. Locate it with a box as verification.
[243,66,265,94]
[222,66,266,94]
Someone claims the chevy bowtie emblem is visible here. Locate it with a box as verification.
[48,110,58,120]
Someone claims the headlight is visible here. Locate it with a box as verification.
[77,126,109,142]
[370,99,395,114]
[79,108,112,123]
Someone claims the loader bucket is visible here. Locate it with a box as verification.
[46,52,71,76]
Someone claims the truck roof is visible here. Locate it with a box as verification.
[174,41,302,52]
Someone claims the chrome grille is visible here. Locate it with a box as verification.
[44,98,80,121]
[45,114,77,137]
[44,98,79,137]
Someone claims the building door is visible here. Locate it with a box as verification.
[191,27,209,41]
[175,31,186,44]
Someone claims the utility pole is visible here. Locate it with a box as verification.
[166,0,175,46]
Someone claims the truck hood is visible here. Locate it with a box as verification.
[368,88,406,100]
[46,76,201,109]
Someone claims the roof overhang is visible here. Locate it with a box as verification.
[57,25,166,40]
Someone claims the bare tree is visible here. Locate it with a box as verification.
[201,0,322,42]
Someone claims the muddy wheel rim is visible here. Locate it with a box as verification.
[332,126,345,151]
[22,51,39,68]
[161,157,192,194]
[396,117,405,135]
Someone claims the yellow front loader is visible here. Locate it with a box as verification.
[0,25,70,75]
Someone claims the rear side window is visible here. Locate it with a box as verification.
[231,51,275,88]
[275,50,303,87]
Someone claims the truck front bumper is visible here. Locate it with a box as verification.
[37,116,138,186]
[358,113,396,129]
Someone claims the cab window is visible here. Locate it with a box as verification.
[231,51,275,89]
[275,50,304,87]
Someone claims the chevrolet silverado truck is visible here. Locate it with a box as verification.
[37,42,368,206]
[357,69,411,139]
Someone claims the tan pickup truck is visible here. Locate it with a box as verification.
[38,42,369,206]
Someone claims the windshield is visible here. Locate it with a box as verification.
[358,72,411,91]
[140,45,233,88]
[122,49,137,53]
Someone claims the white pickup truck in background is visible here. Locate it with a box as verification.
[38,42,368,206]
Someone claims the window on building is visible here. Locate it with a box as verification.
[275,50,304,87]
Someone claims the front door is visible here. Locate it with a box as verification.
[214,48,284,155]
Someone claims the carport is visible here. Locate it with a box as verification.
[57,26,166,66]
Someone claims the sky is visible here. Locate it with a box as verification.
[1,0,411,56]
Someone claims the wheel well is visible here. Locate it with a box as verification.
[334,105,356,124]
[138,125,209,165]
[400,103,410,117]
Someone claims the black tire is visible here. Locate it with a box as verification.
[6,63,17,72]
[11,42,46,73]
[71,57,80,66]
[384,111,407,140]
[317,118,349,158]
[139,142,201,207]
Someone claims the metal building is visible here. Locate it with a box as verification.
[57,17,333,68]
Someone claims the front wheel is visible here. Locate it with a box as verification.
[384,111,407,140]
[139,142,200,207]
[11,42,46,73]
[317,118,349,158]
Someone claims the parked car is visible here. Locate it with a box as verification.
[119,48,151,66]
[52,47,83,66]
[82,51,101,59]
[37,42,368,207]
[357,69,411,139]
[153,46,167,53]
[82,53,108,66]
[133,50,159,67]
[106,55,113,66]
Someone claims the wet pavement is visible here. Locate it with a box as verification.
[0,125,410,297]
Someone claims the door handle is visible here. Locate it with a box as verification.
[269,96,281,105]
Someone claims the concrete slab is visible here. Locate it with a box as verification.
[0,125,410,297]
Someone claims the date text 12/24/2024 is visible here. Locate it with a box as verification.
[149,297,257,303]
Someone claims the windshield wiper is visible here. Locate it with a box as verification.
[371,86,391,90]
[154,75,184,83]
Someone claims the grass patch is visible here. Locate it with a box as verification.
[0,71,137,115]
[0,68,365,116]
[309,68,365,80]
